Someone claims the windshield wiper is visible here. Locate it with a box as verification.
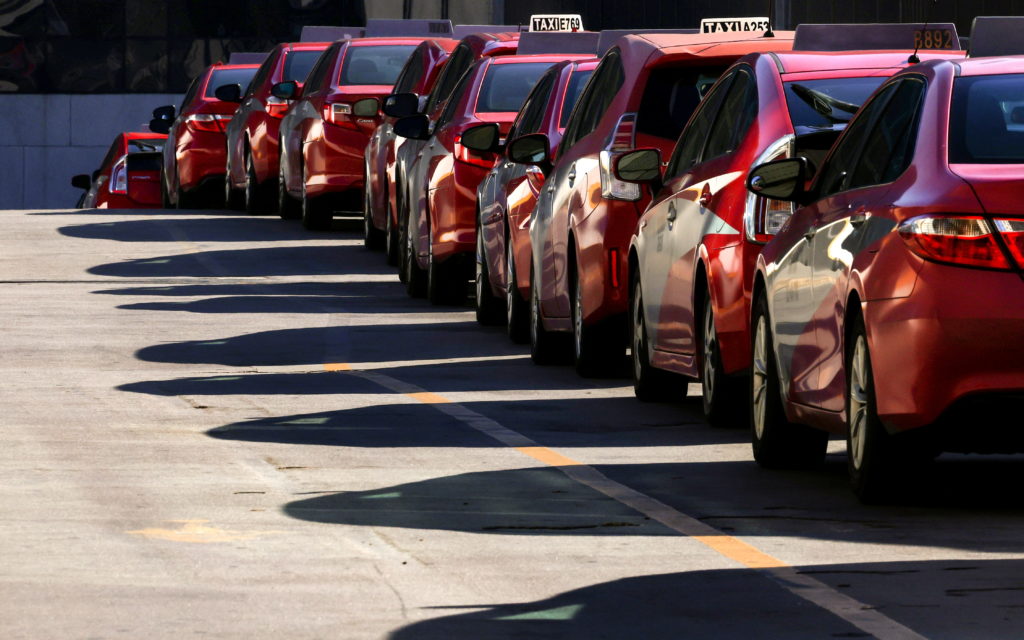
[790,83,862,122]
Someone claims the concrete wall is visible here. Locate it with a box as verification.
[0,94,181,210]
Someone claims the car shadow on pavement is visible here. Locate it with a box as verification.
[58,217,338,243]
[385,559,1024,639]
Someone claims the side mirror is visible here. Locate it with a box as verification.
[353,97,380,117]
[393,114,431,141]
[214,83,243,103]
[507,133,550,167]
[746,157,811,203]
[71,174,92,190]
[383,92,420,118]
[613,148,661,183]
[460,123,500,153]
[152,104,175,120]
[271,80,299,101]
[149,118,171,134]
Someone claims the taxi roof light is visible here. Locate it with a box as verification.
[516,31,601,56]
[364,19,453,38]
[227,52,268,65]
[299,26,364,42]
[793,23,960,52]
[967,17,1024,58]
[453,25,525,38]
[595,29,698,56]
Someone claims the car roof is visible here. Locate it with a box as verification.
[279,41,332,52]
[124,132,167,140]
[210,63,261,71]
[954,55,1024,77]
[488,53,595,65]
[771,50,964,74]
[348,37,438,47]
[618,31,795,59]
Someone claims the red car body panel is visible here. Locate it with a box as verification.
[89,132,167,209]
[162,62,259,205]
[365,38,458,234]
[479,59,598,302]
[757,57,1024,441]
[225,42,330,194]
[530,32,796,341]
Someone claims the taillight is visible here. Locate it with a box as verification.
[745,135,796,244]
[266,96,289,119]
[994,219,1024,267]
[525,164,545,190]
[599,113,641,202]
[608,248,621,289]
[323,102,360,130]
[185,113,230,132]
[454,134,497,169]
[109,156,127,194]
[898,216,1012,270]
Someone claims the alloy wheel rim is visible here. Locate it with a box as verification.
[752,315,769,439]
[573,279,583,358]
[475,233,484,307]
[530,285,539,345]
[849,336,869,470]
[506,241,515,326]
[703,304,716,402]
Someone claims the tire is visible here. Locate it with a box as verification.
[385,194,400,266]
[530,268,567,365]
[175,181,194,209]
[278,166,301,220]
[301,163,332,231]
[570,267,623,377]
[631,276,683,402]
[363,186,385,250]
[700,295,746,426]
[405,228,427,297]
[225,162,244,211]
[750,293,828,468]
[475,225,504,324]
[161,170,173,208]
[427,246,464,305]
[506,235,529,344]
[847,316,897,503]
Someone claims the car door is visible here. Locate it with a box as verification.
[808,77,925,411]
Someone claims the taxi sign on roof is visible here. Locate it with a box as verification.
[300,26,363,42]
[227,52,268,65]
[529,14,584,33]
[453,25,524,38]
[700,17,771,34]
[364,19,454,38]
[597,29,699,55]
[968,17,1024,58]
[517,31,600,55]
[793,23,960,52]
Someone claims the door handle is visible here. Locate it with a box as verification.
[698,188,712,209]
[667,202,678,222]
[567,164,576,187]
[803,228,816,242]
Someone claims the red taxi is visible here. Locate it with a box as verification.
[509,30,794,375]
[474,58,597,338]
[619,24,962,422]
[275,37,427,230]
[396,33,599,304]
[223,41,330,214]
[72,132,166,209]
[391,31,521,287]
[743,20,1023,501]
[155,61,261,208]
[363,37,457,256]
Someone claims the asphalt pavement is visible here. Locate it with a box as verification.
[2,207,1024,639]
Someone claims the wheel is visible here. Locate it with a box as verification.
[225,163,244,210]
[700,295,745,426]
[530,268,566,365]
[363,186,385,250]
[301,163,332,231]
[278,166,301,220]
[175,181,194,209]
[405,231,427,297]
[570,267,623,377]
[506,234,529,344]
[385,194,400,266]
[631,277,682,402]
[475,225,504,324]
[427,244,464,305]
[750,293,828,468]
[847,316,899,503]
[161,170,172,208]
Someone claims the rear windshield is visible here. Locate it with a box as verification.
[126,153,162,172]
[206,68,259,97]
[477,62,553,113]
[283,50,324,83]
[127,138,164,152]
[637,66,728,141]
[560,68,594,128]
[339,45,417,86]
[784,77,884,130]
[950,74,1024,164]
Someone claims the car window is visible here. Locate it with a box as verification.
[477,62,552,113]
[246,53,276,98]
[664,70,734,179]
[637,65,727,143]
[559,67,594,128]
[340,45,417,86]
[302,46,338,93]
[425,44,471,114]
[179,76,200,112]
[435,62,476,129]
[283,49,324,83]
[509,67,557,140]
[703,67,756,161]
[815,82,899,198]
[784,77,886,131]
[127,138,165,152]
[205,67,259,98]
[393,46,426,94]
[560,51,624,154]
[949,73,1024,164]
[848,78,925,189]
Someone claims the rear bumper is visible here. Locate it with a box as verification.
[305,124,369,200]
[177,131,227,191]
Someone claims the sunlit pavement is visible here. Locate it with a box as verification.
[2,207,1024,639]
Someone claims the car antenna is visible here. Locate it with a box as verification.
[764,0,776,38]
[909,0,939,63]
